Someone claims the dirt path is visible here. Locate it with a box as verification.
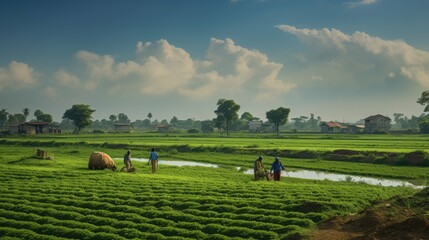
[310,189,429,240]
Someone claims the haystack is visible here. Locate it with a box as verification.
[88,152,116,171]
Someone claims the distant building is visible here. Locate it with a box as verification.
[249,120,262,132]
[15,122,61,134]
[157,125,171,133]
[261,122,275,133]
[342,124,365,134]
[364,114,391,133]
[114,123,132,133]
[320,122,345,133]
[8,124,20,134]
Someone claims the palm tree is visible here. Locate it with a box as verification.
[23,108,30,122]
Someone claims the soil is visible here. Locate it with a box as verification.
[310,189,429,240]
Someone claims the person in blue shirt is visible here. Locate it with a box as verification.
[147,148,159,174]
[270,157,286,181]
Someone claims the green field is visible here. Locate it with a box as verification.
[3,132,429,152]
[0,133,427,239]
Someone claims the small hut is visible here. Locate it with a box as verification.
[88,152,116,171]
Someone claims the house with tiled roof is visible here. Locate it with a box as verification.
[320,121,345,133]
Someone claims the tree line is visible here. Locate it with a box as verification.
[2,91,429,134]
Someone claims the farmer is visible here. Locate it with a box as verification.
[254,156,270,180]
[270,157,286,181]
[123,150,132,171]
[147,148,159,174]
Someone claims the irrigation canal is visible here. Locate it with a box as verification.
[116,158,425,189]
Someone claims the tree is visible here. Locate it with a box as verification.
[117,113,130,123]
[213,115,226,135]
[266,107,290,136]
[170,116,179,127]
[0,109,9,130]
[34,109,43,119]
[291,117,302,131]
[109,114,117,122]
[214,99,240,136]
[62,104,96,134]
[201,120,214,133]
[417,90,429,112]
[147,113,153,122]
[37,114,53,123]
[23,108,30,122]
[307,113,319,131]
[7,115,18,124]
[419,115,429,133]
[9,113,26,124]
[240,112,254,122]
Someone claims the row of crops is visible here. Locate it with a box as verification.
[0,153,415,240]
[2,133,429,152]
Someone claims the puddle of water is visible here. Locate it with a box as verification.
[114,158,218,168]
[113,157,424,189]
[244,169,424,189]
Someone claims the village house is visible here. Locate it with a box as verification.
[364,114,391,133]
[114,123,132,133]
[342,124,365,134]
[248,120,262,132]
[157,124,171,133]
[12,122,61,134]
[320,121,345,133]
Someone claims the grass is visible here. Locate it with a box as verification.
[2,132,429,152]
[0,133,427,239]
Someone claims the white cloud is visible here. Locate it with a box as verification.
[0,61,38,91]
[345,0,378,8]
[311,75,324,81]
[276,25,350,50]
[44,86,57,97]
[277,24,429,87]
[55,69,80,86]
[180,38,295,99]
[67,38,295,99]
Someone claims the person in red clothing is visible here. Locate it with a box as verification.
[270,157,286,181]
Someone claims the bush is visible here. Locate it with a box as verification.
[93,129,105,134]
[187,128,199,134]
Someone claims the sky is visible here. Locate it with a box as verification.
[1,0,429,123]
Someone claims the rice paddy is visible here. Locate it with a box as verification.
[0,133,427,239]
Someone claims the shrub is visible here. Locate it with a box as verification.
[187,129,199,134]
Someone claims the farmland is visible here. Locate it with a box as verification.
[0,133,428,239]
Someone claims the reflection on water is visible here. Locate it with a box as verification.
[114,158,424,189]
[115,158,219,168]
[243,169,424,189]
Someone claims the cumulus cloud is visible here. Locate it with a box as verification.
[55,69,80,86]
[276,24,429,87]
[0,61,38,91]
[68,38,294,99]
[180,38,295,99]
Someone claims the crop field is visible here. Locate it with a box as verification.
[0,134,427,239]
[3,132,429,152]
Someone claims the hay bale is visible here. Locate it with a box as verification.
[88,152,116,171]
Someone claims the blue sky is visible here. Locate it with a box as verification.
[1,0,429,123]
